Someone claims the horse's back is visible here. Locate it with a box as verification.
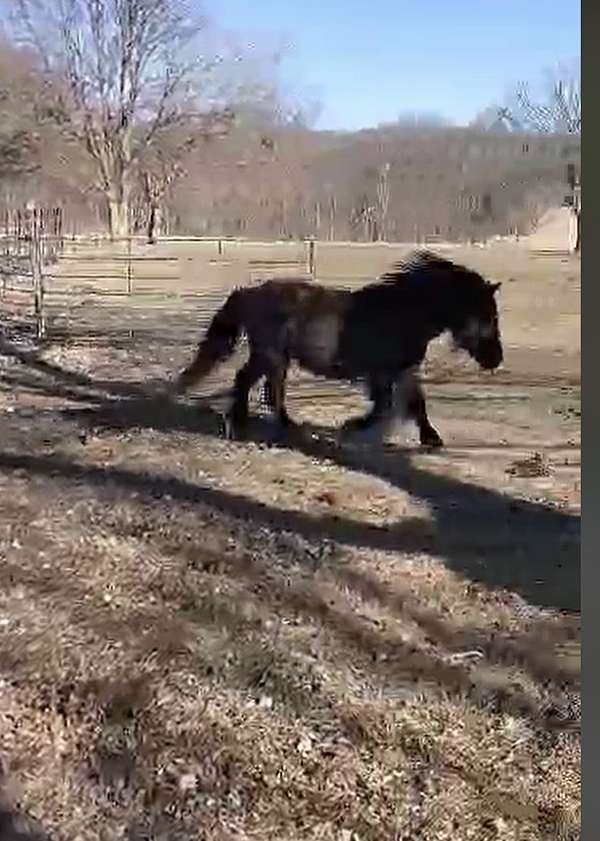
[241,278,351,374]
[244,277,349,322]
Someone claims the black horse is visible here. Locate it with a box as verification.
[173,251,503,446]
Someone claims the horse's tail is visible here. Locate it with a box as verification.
[173,288,245,394]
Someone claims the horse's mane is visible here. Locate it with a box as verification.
[375,250,486,290]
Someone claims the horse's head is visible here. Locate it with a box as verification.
[375,253,504,371]
[449,274,503,370]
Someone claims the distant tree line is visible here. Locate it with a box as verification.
[0,4,580,243]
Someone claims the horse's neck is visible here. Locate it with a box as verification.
[420,277,460,337]
[358,276,458,338]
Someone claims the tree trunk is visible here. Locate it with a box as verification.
[107,195,130,240]
[147,203,158,245]
[328,195,336,241]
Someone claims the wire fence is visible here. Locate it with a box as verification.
[0,209,580,424]
[0,211,320,341]
[0,203,578,354]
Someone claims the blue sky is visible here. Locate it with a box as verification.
[205,0,580,130]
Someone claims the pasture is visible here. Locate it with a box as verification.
[0,240,580,840]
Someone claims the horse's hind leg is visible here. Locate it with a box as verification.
[264,364,295,430]
[342,377,394,435]
[225,354,265,439]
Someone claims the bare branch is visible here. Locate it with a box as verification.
[511,63,580,135]
[8,0,235,236]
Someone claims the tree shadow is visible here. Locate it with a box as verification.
[293,425,580,614]
[0,785,53,841]
[330,561,580,688]
[0,332,233,416]
[0,436,580,711]
[0,493,574,734]
[0,342,580,614]
[0,333,154,400]
[65,390,580,615]
[0,436,580,840]
[0,448,435,556]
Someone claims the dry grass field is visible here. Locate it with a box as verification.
[0,240,580,840]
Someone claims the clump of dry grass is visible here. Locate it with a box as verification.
[506,453,552,478]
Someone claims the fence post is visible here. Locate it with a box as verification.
[17,210,23,258]
[126,235,133,293]
[217,238,223,257]
[307,239,316,278]
[31,207,46,340]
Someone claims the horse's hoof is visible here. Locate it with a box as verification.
[282,421,307,440]
[159,382,178,401]
[169,375,189,398]
[340,420,389,447]
[338,419,363,439]
[420,433,444,449]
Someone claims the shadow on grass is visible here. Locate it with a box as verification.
[0,436,580,838]
[0,434,581,721]
[0,336,580,615]
[76,389,581,614]
[0,502,576,736]
[0,332,158,399]
[0,788,52,841]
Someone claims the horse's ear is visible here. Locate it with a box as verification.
[490,281,502,294]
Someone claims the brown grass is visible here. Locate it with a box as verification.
[0,243,580,840]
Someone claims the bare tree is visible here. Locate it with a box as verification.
[327,192,337,241]
[136,108,233,243]
[0,41,44,180]
[138,147,182,243]
[12,0,236,238]
[510,62,581,135]
[376,162,390,241]
[470,105,522,133]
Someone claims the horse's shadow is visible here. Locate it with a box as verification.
[65,386,580,615]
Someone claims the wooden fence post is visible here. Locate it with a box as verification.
[126,235,133,293]
[31,207,46,339]
[17,210,23,258]
[307,239,316,278]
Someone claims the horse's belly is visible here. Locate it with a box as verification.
[291,314,341,375]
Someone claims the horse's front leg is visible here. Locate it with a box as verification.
[340,376,394,437]
[402,373,444,448]
[224,354,265,439]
